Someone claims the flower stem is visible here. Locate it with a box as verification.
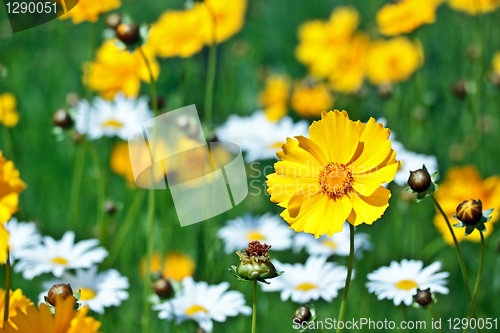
[463,232,485,333]
[3,252,11,323]
[204,42,217,128]
[429,307,445,333]
[87,142,107,246]
[336,223,355,333]
[69,141,86,231]
[252,279,257,333]
[138,47,158,116]
[430,195,472,300]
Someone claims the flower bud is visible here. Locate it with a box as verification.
[414,288,432,306]
[293,305,311,324]
[148,95,166,110]
[408,169,431,193]
[378,83,393,99]
[103,200,117,215]
[116,23,140,45]
[53,109,73,129]
[106,13,121,30]
[456,199,482,225]
[236,241,276,280]
[47,284,74,306]
[153,278,173,299]
[451,80,467,99]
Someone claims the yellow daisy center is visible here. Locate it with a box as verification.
[318,162,355,199]
[79,288,97,301]
[295,282,317,291]
[247,230,266,241]
[395,279,418,290]
[51,257,69,265]
[321,239,337,248]
[102,119,123,128]
[185,304,208,316]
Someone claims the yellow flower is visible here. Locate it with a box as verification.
[147,4,212,58]
[266,110,399,237]
[328,33,370,94]
[110,142,135,185]
[291,80,333,118]
[140,252,163,278]
[0,289,32,329]
[1,295,101,333]
[0,151,26,223]
[59,0,121,24]
[259,75,290,121]
[433,166,500,244]
[448,0,500,15]
[366,37,423,85]
[205,0,247,43]
[0,224,8,263]
[376,0,441,36]
[0,93,19,127]
[162,253,195,282]
[84,40,159,100]
[492,51,500,75]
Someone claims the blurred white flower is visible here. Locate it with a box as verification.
[14,231,108,280]
[4,218,41,261]
[261,256,348,303]
[39,266,129,314]
[366,259,449,306]
[218,213,293,253]
[293,222,371,258]
[215,111,308,161]
[74,93,153,140]
[153,276,251,332]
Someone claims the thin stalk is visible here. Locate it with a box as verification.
[336,223,355,333]
[87,143,107,246]
[429,307,445,333]
[69,142,86,231]
[204,42,217,127]
[463,232,485,333]
[138,47,157,115]
[3,253,11,323]
[252,279,257,333]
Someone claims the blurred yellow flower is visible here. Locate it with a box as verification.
[448,0,500,15]
[377,0,441,36]
[84,40,159,100]
[366,37,423,85]
[0,93,19,127]
[266,110,399,237]
[259,75,290,121]
[0,289,32,329]
[205,0,247,43]
[110,141,135,185]
[433,166,500,245]
[162,252,195,282]
[59,0,121,24]
[492,51,500,75]
[1,295,101,333]
[141,252,163,278]
[0,152,26,223]
[0,225,8,263]
[291,80,333,118]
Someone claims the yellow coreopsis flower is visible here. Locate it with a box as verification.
[365,37,423,86]
[59,0,121,24]
[0,93,19,127]
[266,110,400,237]
[85,40,159,100]
[110,141,135,185]
[0,152,26,224]
[259,75,290,121]
[433,166,500,244]
[1,295,101,333]
[162,253,195,282]
[0,224,8,263]
[205,0,247,43]
[376,0,442,36]
[448,0,500,15]
[291,80,333,118]
[0,289,32,329]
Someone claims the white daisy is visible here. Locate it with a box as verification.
[153,276,251,332]
[38,266,129,314]
[217,213,293,253]
[74,93,153,140]
[215,111,309,162]
[366,259,449,306]
[4,218,41,261]
[261,256,348,303]
[293,222,371,258]
[14,231,108,280]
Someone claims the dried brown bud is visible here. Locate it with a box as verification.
[53,109,73,129]
[378,83,393,99]
[451,80,467,99]
[293,305,311,324]
[414,288,432,306]
[47,284,74,306]
[106,13,121,30]
[456,199,482,225]
[116,23,140,45]
[245,241,271,257]
[103,200,117,215]
[408,169,431,193]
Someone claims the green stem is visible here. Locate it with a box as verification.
[204,42,217,128]
[69,142,86,231]
[430,195,472,300]
[463,232,485,333]
[87,142,107,246]
[336,223,355,333]
[84,23,97,101]
[138,47,158,116]
[106,189,146,267]
[429,307,445,333]
[252,279,257,333]
[3,252,11,323]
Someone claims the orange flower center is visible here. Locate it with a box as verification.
[318,162,354,199]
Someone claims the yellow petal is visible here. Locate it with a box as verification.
[295,135,328,165]
[352,162,399,197]
[347,186,391,226]
[266,173,319,205]
[350,118,393,171]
